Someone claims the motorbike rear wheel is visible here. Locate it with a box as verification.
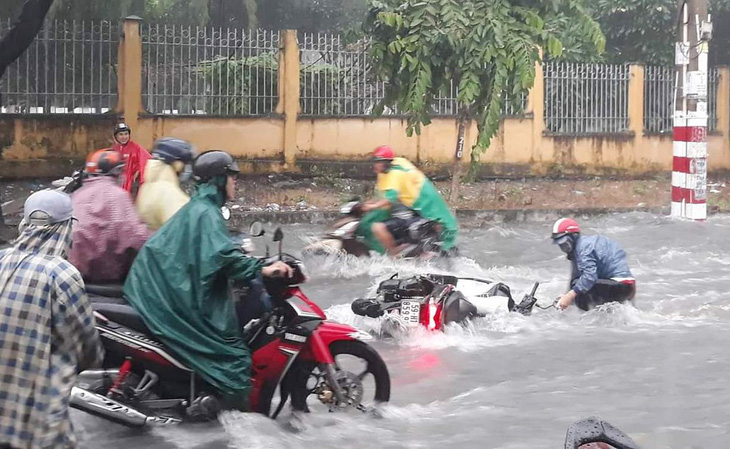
[288,340,390,413]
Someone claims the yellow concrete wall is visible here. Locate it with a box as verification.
[135,116,285,159]
[2,19,730,178]
[5,114,730,178]
[0,115,116,178]
[0,116,116,161]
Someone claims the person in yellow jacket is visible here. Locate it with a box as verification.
[358,145,459,255]
[136,138,196,230]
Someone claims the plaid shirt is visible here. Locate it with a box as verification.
[0,220,103,449]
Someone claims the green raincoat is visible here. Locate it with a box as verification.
[123,178,262,408]
[356,157,458,254]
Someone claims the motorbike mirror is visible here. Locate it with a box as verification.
[273,227,284,242]
[221,206,231,221]
[249,221,264,237]
[273,227,284,260]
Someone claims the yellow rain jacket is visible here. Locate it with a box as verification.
[136,159,190,230]
[357,157,458,253]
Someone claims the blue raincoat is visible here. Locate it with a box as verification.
[570,235,633,294]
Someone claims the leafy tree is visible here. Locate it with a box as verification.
[589,0,730,65]
[364,0,604,200]
[257,0,367,33]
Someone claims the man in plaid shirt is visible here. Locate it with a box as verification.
[0,190,104,449]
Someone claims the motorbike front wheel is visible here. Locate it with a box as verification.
[288,340,391,413]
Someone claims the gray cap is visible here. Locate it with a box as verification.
[23,190,74,226]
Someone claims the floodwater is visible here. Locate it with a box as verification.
[73,212,730,449]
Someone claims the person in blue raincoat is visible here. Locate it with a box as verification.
[551,218,636,311]
[123,150,292,410]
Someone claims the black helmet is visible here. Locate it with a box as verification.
[114,123,131,136]
[152,138,195,165]
[193,150,240,182]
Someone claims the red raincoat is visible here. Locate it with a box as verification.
[113,139,152,194]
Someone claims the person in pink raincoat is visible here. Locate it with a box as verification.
[112,123,152,196]
[69,149,152,284]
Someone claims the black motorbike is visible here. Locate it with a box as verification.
[352,274,540,332]
[302,200,450,259]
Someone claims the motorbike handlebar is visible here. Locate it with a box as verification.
[262,254,307,300]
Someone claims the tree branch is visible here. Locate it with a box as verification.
[0,0,55,78]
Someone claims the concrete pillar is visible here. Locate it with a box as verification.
[529,54,545,165]
[628,64,645,163]
[117,16,144,131]
[280,30,300,167]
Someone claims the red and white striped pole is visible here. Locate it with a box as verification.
[672,0,711,221]
[672,118,707,220]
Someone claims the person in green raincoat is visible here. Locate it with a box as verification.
[123,150,292,411]
[356,145,459,255]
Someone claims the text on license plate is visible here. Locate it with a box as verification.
[400,301,421,327]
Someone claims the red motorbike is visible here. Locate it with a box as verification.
[71,227,390,426]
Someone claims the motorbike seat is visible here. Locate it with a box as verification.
[86,283,125,298]
[91,296,150,335]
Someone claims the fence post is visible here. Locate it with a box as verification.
[717,66,730,147]
[117,16,143,130]
[280,30,300,167]
[628,64,645,141]
[529,54,545,163]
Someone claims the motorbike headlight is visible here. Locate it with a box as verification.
[348,329,374,341]
[340,202,356,215]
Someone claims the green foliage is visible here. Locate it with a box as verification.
[364,0,604,164]
[195,53,279,114]
[300,61,348,115]
[195,53,346,115]
[589,0,730,65]
[257,0,368,33]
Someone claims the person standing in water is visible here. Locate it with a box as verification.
[552,218,636,311]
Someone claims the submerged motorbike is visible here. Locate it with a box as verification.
[71,225,390,427]
[351,274,540,332]
[302,200,450,259]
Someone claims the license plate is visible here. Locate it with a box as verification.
[400,301,421,327]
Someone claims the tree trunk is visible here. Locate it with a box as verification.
[0,0,54,78]
[448,111,468,204]
[244,0,258,29]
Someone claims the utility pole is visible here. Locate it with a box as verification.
[672,0,712,220]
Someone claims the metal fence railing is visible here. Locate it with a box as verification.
[299,32,527,117]
[141,25,279,115]
[544,62,630,135]
[708,67,719,133]
[299,33,384,116]
[644,65,674,134]
[0,19,119,114]
[644,66,720,134]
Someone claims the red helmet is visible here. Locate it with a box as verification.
[551,218,580,240]
[372,145,395,161]
[86,149,125,175]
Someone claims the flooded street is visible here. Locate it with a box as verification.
[73,212,730,448]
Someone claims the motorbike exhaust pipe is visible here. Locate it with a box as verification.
[70,387,180,427]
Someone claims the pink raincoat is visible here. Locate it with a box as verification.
[113,139,152,194]
[69,176,152,283]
